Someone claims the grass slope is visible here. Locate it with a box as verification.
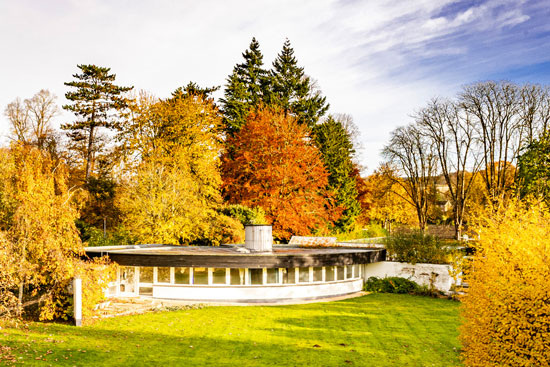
[0,294,461,366]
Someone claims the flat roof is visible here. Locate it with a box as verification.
[85,244,386,268]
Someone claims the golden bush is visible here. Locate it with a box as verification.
[460,199,550,366]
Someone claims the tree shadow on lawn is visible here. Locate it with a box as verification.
[2,325,378,367]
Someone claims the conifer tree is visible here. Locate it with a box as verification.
[269,39,329,128]
[62,64,133,181]
[314,116,360,231]
[221,38,268,135]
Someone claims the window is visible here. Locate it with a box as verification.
[157,267,171,283]
[299,267,310,283]
[212,268,227,285]
[282,268,295,284]
[346,265,353,279]
[325,266,335,282]
[175,268,190,284]
[249,269,263,285]
[120,266,136,293]
[230,269,245,285]
[337,266,344,280]
[193,267,209,285]
[313,267,323,282]
[266,268,279,284]
[139,267,153,283]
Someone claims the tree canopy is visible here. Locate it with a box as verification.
[63,64,133,181]
[221,108,340,241]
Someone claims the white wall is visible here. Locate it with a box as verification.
[364,261,460,294]
[153,279,363,302]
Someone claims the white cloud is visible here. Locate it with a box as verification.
[0,0,545,172]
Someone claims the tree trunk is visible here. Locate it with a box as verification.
[85,125,95,181]
[17,282,24,316]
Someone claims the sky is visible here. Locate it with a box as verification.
[1,0,550,172]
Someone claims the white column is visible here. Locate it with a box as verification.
[309,267,313,282]
[262,268,267,285]
[73,277,82,327]
[294,268,299,283]
[170,267,175,284]
[208,268,213,285]
[226,268,230,285]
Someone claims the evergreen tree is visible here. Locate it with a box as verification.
[220,38,268,135]
[173,82,220,101]
[314,116,360,232]
[269,39,329,128]
[517,130,550,204]
[62,64,133,181]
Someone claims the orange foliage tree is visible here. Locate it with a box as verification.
[221,108,340,241]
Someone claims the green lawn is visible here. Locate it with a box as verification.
[0,294,461,366]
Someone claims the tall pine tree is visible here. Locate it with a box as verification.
[269,39,329,128]
[314,116,360,232]
[221,38,268,135]
[62,64,133,181]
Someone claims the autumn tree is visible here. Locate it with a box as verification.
[383,124,438,231]
[313,116,360,232]
[222,108,340,241]
[360,164,417,230]
[63,64,133,181]
[0,145,89,319]
[461,199,550,366]
[118,90,241,245]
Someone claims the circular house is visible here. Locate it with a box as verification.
[85,225,386,303]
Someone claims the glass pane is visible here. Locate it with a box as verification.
[212,268,227,284]
[120,267,135,293]
[282,268,295,284]
[346,265,353,279]
[175,267,190,284]
[313,267,323,282]
[354,264,360,278]
[325,266,335,282]
[337,266,344,280]
[140,267,153,283]
[193,267,209,285]
[249,269,263,285]
[157,267,171,283]
[230,269,245,285]
[139,287,153,296]
[299,267,310,283]
[266,268,279,284]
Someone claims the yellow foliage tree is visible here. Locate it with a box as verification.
[119,91,242,245]
[0,145,114,320]
[361,164,417,229]
[461,199,550,366]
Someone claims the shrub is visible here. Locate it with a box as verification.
[77,221,138,247]
[460,199,550,366]
[220,204,267,226]
[365,276,442,297]
[384,230,457,264]
[364,276,419,294]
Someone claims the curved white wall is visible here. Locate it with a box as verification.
[152,279,363,302]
